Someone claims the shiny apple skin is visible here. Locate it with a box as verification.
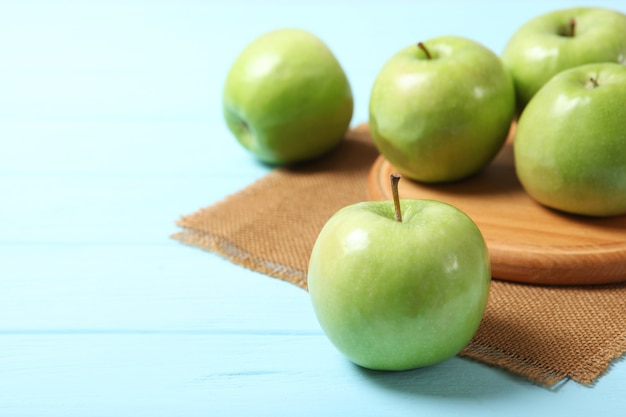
[514,62,626,217]
[369,36,515,183]
[308,199,491,370]
[502,7,626,110]
[223,29,353,165]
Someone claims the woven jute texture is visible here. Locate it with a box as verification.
[172,125,626,387]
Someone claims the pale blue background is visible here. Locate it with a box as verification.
[1,1,625,416]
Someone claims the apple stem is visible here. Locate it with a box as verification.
[417,42,432,60]
[586,77,599,89]
[390,173,402,222]
[568,18,576,37]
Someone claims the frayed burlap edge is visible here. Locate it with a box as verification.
[172,228,308,289]
[461,333,626,387]
[460,340,570,387]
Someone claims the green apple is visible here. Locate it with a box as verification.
[502,7,626,110]
[308,175,491,370]
[514,62,626,217]
[223,28,353,165]
[369,36,515,183]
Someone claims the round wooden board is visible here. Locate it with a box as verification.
[367,129,626,286]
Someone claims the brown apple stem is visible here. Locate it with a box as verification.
[586,76,599,89]
[417,42,432,59]
[568,17,576,37]
[390,173,402,222]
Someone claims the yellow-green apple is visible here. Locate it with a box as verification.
[369,36,515,183]
[502,7,626,110]
[223,28,353,165]
[514,62,626,217]
[307,175,491,370]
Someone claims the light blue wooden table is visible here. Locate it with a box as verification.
[2,1,625,415]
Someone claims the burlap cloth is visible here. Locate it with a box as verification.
[172,124,626,387]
